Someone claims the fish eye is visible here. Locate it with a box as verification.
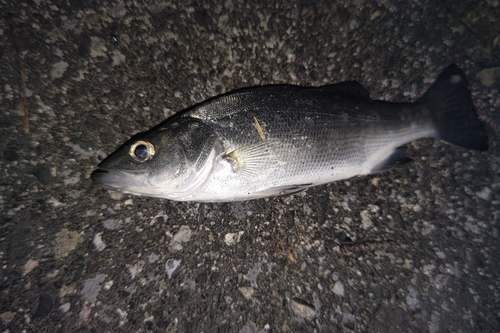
[130,140,155,162]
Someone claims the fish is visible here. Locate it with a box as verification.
[91,64,488,202]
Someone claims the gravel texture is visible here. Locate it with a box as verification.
[1,0,499,332]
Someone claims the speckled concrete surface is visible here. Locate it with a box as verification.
[1,1,499,332]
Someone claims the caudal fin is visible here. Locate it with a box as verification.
[420,64,488,151]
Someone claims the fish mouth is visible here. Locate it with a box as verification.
[91,168,149,192]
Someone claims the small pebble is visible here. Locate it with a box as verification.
[290,298,316,320]
[239,287,257,299]
[165,259,181,278]
[333,281,345,296]
[93,233,106,251]
[477,67,500,86]
[224,231,244,245]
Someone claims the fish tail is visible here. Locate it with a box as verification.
[420,64,488,150]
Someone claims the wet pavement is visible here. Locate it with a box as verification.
[1,0,499,332]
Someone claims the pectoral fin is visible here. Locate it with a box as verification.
[226,139,281,178]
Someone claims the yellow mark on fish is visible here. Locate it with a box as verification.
[227,150,243,169]
[253,117,266,140]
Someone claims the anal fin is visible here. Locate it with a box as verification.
[249,184,313,198]
[273,184,312,196]
[370,147,412,174]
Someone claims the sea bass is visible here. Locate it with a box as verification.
[92,65,488,202]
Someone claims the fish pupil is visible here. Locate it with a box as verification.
[134,144,149,161]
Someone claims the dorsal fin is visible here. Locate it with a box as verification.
[317,81,371,99]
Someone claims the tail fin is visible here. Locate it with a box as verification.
[420,64,488,151]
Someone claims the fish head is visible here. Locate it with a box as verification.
[92,118,221,199]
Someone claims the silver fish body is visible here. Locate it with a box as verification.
[92,65,488,202]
